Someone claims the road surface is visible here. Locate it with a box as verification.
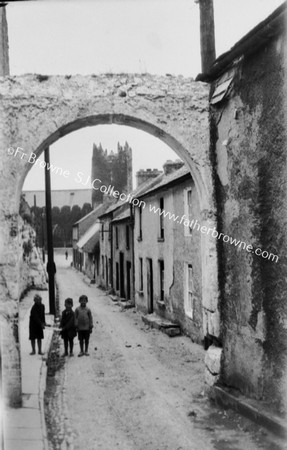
[45,252,284,450]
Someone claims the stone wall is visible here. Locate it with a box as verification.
[19,219,47,297]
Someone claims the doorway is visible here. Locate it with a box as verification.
[147,258,153,313]
[119,252,125,298]
[126,261,131,301]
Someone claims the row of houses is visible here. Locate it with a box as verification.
[73,160,204,344]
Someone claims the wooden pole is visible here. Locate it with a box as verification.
[45,147,56,315]
[0,4,9,76]
[198,0,216,74]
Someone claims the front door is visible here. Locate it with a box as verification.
[147,258,153,313]
[126,261,131,301]
[119,252,125,298]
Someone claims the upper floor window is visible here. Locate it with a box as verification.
[115,226,119,249]
[126,224,130,249]
[185,263,194,319]
[138,205,143,240]
[101,223,104,241]
[184,188,193,236]
[159,197,164,240]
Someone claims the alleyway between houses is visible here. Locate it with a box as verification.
[46,253,285,450]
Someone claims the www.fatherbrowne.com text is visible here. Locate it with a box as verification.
[149,204,279,263]
[9,146,278,263]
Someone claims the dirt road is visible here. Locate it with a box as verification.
[49,253,284,450]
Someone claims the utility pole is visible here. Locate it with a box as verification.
[0,3,9,76]
[196,0,216,74]
[45,147,56,315]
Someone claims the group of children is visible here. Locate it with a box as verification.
[29,294,94,357]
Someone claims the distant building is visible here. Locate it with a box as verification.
[72,203,110,273]
[23,189,91,209]
[98,169,161,296]
[91,142,133,207]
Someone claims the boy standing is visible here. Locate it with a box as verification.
[60,298,77,356]
[75,295,93,357]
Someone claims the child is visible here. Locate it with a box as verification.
[29,294,46,355]
[75,294,93,357]
[60,298,77,356]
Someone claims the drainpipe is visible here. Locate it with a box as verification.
[110,221,113,290]
[195,0,216,74]
[130,204,135,306]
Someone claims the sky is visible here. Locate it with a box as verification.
[5,0,283,191]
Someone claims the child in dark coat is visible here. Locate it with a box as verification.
[60,298,77,356]
[29,294,46,355]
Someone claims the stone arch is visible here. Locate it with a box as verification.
[19,114,209,211]
[0,73,219,405]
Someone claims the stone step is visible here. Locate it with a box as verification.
[142,313,181,337]
[118,299,135,309]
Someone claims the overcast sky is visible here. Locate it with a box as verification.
[6,0,283,191]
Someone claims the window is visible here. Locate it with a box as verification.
[139,257,143,291]
[138,205,143,240]
[108,223,112,241]
[126,224,130,249]
[159,260,164,301]
[115,226,119,249]
[101,223,104,241]
[185,263,194,318]
[101,255,104,278]
[159,197,164,239]
[184,189,193,236]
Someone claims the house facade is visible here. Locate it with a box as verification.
[206,3,287,412]
[111,208,134,302]
[98,169,163,297]
[134,165,203,343]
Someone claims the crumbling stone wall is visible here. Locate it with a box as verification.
[211,31,287,412]
[19,220,47,296]
[0,74,216,405]
[19,195,47,296]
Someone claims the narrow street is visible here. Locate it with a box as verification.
[48,252,284,450]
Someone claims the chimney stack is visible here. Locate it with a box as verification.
[136,168,162,188]
[163,159,184,175]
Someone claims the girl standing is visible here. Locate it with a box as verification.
[29,294,46,355]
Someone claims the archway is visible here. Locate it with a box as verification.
[0,73,219,405]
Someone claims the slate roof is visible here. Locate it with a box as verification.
[99,174,165,219]
[137,166,190,199]
[98,165,191,221]
[73,203,110,236]
[111,209,131,223]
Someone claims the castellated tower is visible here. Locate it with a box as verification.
[91,141,133,208]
